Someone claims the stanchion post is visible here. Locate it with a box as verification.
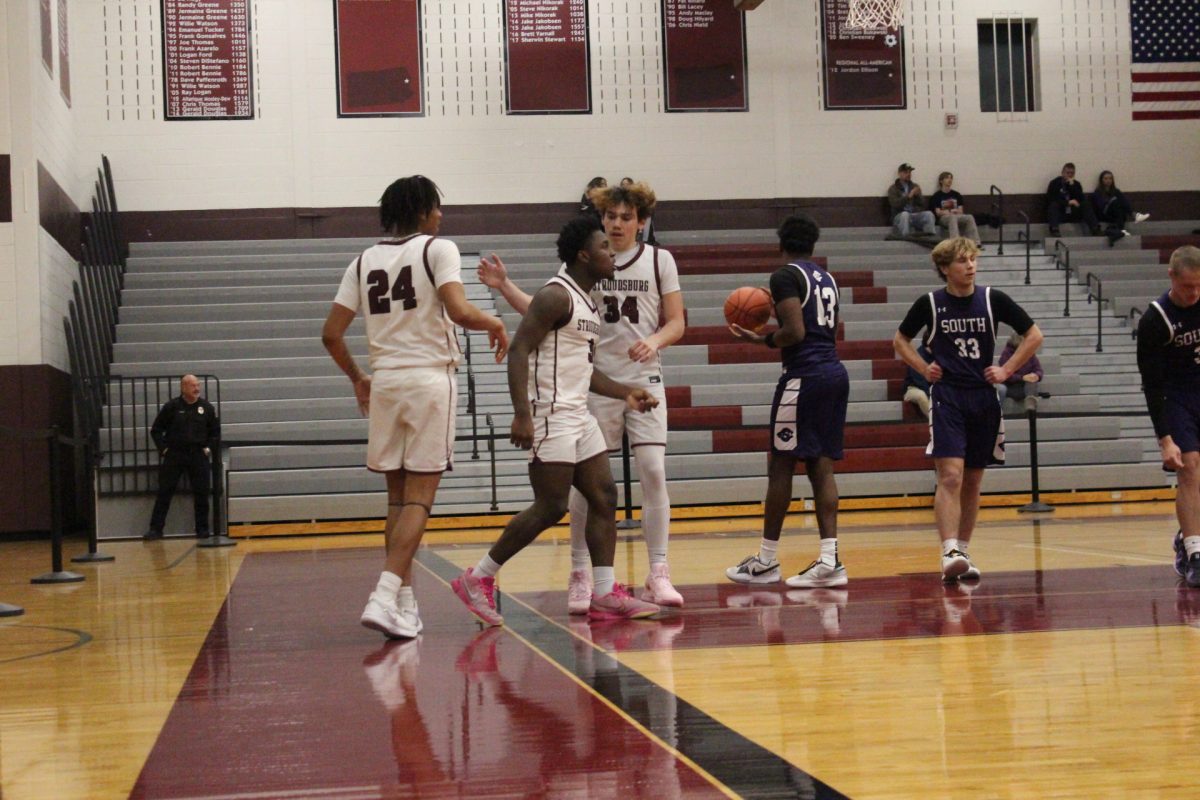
[71,437,115,563]
[616,432,639,529]
[486,415,499,512]
[0,602,23,617]
[32,428,86,584]
[197,444,236,548]
[1018,393,1055,513]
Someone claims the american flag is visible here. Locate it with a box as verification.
[1131,0,1200,120]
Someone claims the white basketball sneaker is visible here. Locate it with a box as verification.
[784,559,848,588]
[725,554,781,584]
[361,594,421,639]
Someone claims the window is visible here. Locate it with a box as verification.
[978,19,1040,114]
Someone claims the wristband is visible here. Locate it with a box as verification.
[764,331,778,349]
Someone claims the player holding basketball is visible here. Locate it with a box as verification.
[477,181,687,613]
[893,238,1043,581]
[322,175,509,639]
[725,214,851,588]
[1137,245,1200,588]
[452,216,662,626]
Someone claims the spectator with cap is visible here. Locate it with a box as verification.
[887,163,936,240]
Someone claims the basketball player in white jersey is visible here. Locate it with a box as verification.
[322,175,509,639]
[452,216,662,625]
[477,182,686,613]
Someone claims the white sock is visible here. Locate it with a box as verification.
[1184,536,1200,557]
[375,571,402,601]
[943,538,960,555]
[759,538,779,564]
[568,487,592,570]
[593,566,615,598]
[635,446,671,565]
[396,586,416,611]
[819,538,838,566]
[474,554,502,578]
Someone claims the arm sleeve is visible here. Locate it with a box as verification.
[897,294,933,340]
[656,249,681,296]
[206,401,221,449]
[1137,311,1173,439]
[332,258,361,312]
[427,238,463,289]
[150,401,172,450]
[769,267,807,306]
[990,290,1035,335]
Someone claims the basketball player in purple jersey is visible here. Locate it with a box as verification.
[725,214,851,588]
[322,175,509,639]
[893,238,1043,581]
[452,216,662,626]
[1137,245,1200,588]
[478,182,687,612]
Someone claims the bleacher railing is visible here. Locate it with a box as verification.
[989,185,1005,255]
[1015,210,1031,284]
[1053,240,1073,317]
[1085,273,1106,353]
[1128,307,1144,340]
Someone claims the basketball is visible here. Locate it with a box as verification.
[724,287,773,332]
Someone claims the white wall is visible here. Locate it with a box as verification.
[0,0,82,370]
[52,0,1200,213]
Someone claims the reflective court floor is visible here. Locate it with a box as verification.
[2,502,1198,799]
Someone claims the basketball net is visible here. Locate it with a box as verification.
[844,0,904,30]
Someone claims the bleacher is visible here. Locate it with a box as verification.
[94,223,1200,533]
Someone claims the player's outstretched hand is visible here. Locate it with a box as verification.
[477,253,509,289]
[626,388,659,413]
[925,361,944,384]
[352,374,372,416]
[628,338,659,363]
[510,413,534,449]
[728,323,766,344]
[1160,437,1185,471]
[487,317,510,363]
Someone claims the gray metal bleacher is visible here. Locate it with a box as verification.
[93,225,1195,533]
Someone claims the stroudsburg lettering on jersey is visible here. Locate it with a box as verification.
[595,278,651,293]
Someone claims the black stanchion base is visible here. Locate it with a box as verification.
[31,571,86,584]
[0,603,24,617]
[1019,501,1056,513]
[71,551,116,563]
[616,519,641,529]
[197,535,238,548]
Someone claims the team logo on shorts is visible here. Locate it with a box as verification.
[775,427,794,445]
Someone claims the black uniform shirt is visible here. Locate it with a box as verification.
[150,396,220,451]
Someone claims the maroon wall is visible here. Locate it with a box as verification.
[114,191,1200,242]
[0,365,75,535]
[0,154,11,223]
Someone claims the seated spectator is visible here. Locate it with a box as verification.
[1090,170,1150,246]
[579,176,607,221]
[995,333,1043,405]
[887,163,936,239]
[929,172,982,246]
[1045,162,1100,238]
[903,343,933,419]
[620,176,659,245]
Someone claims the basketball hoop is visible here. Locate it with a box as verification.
[845,0,904,30]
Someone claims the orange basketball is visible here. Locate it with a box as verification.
[724,286,773,332]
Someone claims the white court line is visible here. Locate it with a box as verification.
[1013,542,1166,564]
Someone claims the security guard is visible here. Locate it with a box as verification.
[143,374,220,539]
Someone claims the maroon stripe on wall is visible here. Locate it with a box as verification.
[37,161,82,260]
[0,364,76,536]
[114,191,1200,243]
[0,155,11,223]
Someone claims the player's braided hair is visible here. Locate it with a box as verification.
[777,214,820,256]
[557,215,603,265]
[379,175,443,233]
[590,181,657,221]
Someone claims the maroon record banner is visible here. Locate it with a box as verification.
[162,0,254,120]
[661,0,747,112]
[503,0,590,114]
[40,0,53,74]
[820,0,905,109]
[334,0,423,116]
[58,0,70,106]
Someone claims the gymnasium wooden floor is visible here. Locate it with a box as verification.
[2,501,1198,799]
